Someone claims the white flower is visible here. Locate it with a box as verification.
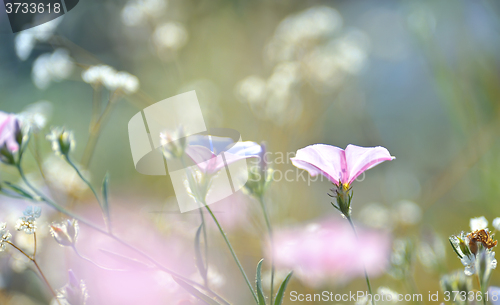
[470,216,488,231]
[235,76,267,105]
[377,287,399,303]
[82,65,139,94]
[0,223,12,252]
[461,254,476,276]
[153,22,189,51]
[18,101,53,132]
[81,65,117,86]
[15,206,41,234]
[32,48,74,90]
[493,217,500,231]
[121,0,167,26]
[15,17,63,61]
[104,71,139,94]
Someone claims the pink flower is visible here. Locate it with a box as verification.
[270,217,391,287]
[0,112,21,153]
[291,144,394,186]
[185,137,261,175]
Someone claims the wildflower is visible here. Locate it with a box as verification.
[0,223,12,252]
[470,216,488,231]
[46,127,75,156]
[32,49,74,90]
[81,65,117,86]
[104,71,139,94]
[18,101,52,132]
[450,228,498,276]
[153,22,189,51]
[0,112,22,164]
[121,0,167,26]
[185,136,262,176]
[15,206,41,234]
[82,65,139,94]
[291,144,394,187]
[53,270,89,305]
[493,217,500,231]
[50,219,79,247]
[15,18,63,61]
[291,144,394,217]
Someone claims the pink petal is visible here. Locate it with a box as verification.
[290,144,346,184]
[344,144,395,184]
[0,113,20,152]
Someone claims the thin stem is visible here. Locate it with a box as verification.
[72,245,127,272]
[346,216,375,305]
[204,203,259,303]
[81,92,117,168]
[15,164,230,305]
[64,155,110,230]
[258,195,275,305]
[33,260,62,305]
[7,241,62,305]
[33,232,37,259]
[198,205,209,287]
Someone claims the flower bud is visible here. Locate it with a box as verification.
[47,127,75,156]
[50,219,78,247]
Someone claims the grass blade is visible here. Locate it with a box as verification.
[274,271,293,305]
[256,258,267,305]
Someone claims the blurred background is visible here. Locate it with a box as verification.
[1,0,500,304]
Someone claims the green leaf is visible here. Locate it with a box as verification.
[449,237,463,259]
[274,271,293,305]
[172,276,221,305]
[256,259,267,305]
[195,224,208,285]
[101,173,110,224]
[3,182,34,200]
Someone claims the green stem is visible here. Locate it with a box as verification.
[347,216,375,305]
[64,155,110,230]
[197,205,209,287]
[204,203,259,303]
[258,195,275,305]
[15,164,230,305]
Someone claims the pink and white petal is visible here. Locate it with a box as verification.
[291,144,346,184]
[185,145,217,173]
[344,144,394,184]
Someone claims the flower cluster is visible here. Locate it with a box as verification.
[0,223,12,252]
[32,48,74,90]
[15,206,42,235]
[449,218,498,277]
[235,6,369,125]
[82,65,139,94]
[15,18,63,61]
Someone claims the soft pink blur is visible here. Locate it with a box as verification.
[270,217,392,287]
[291,144,394,185]
[0,111,20,152]
[65,202,200,305]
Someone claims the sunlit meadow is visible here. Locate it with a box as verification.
[1,0,500,304]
